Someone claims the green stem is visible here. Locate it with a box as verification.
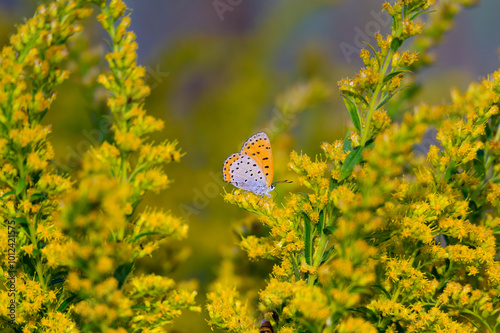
[308,232,329,286]
[291,254,300,281]
[391,285,401,302]
[17,154,47,291]
[27,214,46,291]
[360,49,395,146]
[457,308,494,332]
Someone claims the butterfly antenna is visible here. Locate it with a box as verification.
[272,180,293,186]
[272,180,292,200]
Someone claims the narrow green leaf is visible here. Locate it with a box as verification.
[1,190,15,199]
[114,262,134,289]
[342,131,352,152]
[375,93,393,111]
[317,210,325,234]
[49,270,69,282]
[410,9,435,21]
[445,160,456,181]
[342,96,362,132]
[131,305,148,310]
[291,255,300,281]
[57,294,79,312]
[133,232,161,242]
[485,123,492,137]
[430,266,441,280]
[329,177,337,192]
[341,89,369,108]
[390,37,402,53]
[382,70,413,84]
[362,41,381,69]
[29,193,46,202]
[339,146,364,182]
[15,177,25,196]
[473,158,486,180]
[354,306,378,322]
[14,217,26,224]
[303,212,312,265]
[34,201,48,226]
[320,245,335,264]
[48,278,65,286]
[372,284,391,299]
[13,217,30,234]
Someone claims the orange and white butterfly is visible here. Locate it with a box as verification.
[222,132,276,198]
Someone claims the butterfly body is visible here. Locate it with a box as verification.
[223,132,275,198]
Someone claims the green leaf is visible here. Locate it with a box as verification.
[321,245,335,264]
[445,160,456,181]
[291,255,300,281]
[57,294,79,312]
[382,70,413,84]
[354,306,378,322]
[318,210,325,234]
[131,305,148,311]
[342,96,362,132]
[15,177,26,196]
[372,284,391,299]
[29,193,46,202]
[133,232,161,242]
[485,123,492,138]
[430,266,441,280]
[48,278,65,286]
[390,37,402,53]
[323,226,335,235]
[128,199,142,218]
[13,217,30,235]
[375,93,393,111]
[1,190,15,199]
[341,89,369,108]
[329,177,337,192]
[342,131,352,152]
[410,9,435,21]
[49,270,69,283]
[114,262,134,289]
[303,212,312,265]
[362,41,381,69]
[473,158,486,180]
[339,146,364,182]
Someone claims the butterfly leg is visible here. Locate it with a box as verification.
[257,194,264,205]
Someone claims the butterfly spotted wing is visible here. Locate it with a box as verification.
[222,153,271,196]
[239,132,274,186]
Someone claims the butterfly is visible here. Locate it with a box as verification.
[222,132,277,198]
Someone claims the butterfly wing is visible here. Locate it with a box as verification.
[240,132,273,186]
[222,153,269,193]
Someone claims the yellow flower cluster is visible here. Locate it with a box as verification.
[1,0,197,331]
[48,1,196,331]
[207,285,257,333]
[338,1,434,147]
[0,1,93,331]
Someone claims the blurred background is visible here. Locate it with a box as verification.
[1,0,499,331]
